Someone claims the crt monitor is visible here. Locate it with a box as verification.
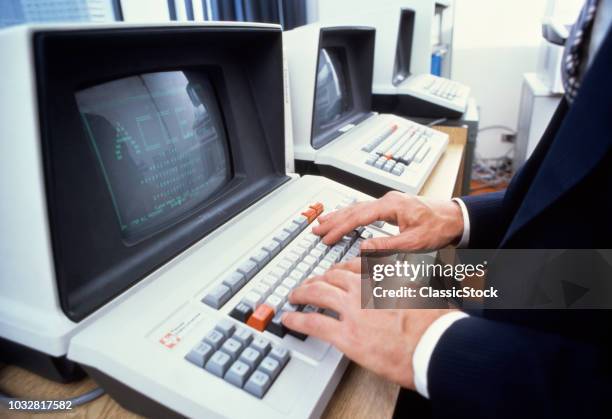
[31,25,286,322]
[309,27,375,150]
[76,71,231,243]
[312,48,353,137]
[392,8,415,85]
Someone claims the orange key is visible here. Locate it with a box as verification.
[309,202,324,215]
[302,208,317,223]
[247,304,275,331]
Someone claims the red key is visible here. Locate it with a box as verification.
[247,304,275,331]
[302,208,317,223]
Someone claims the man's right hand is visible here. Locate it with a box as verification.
[312,191,465,251]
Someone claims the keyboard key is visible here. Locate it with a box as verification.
[253,282,272,299]
[250,336,271,356]
[282,302,299,312]
[415,145,430,163]
[250,249,270,267]
[237,260,258,280]
[277,259,293,271]
[301,208,317,223]
[258,356,281,380]
[266,310,286,337]
[202,284,231,309]
[205,351,232,377]
[283,222,300,238]
[303,304,323,314]
[374,156,386,169]
[289,270,305,283]
[392,163,405,176]
[222,271,246,293]
[239,347,262,369]
[230,302,253,323]
[220,338,243,361]
[365,153,378,165]
[261,274,281,288]
[273,230,291,246]
[244,370,272,398]
[215,319,236,338]
[262,240,281,257]
[312,266,326,276]
[274,286,290,301]
[241,291,263,309]
[265,294,284,312]
[203,330,225,350]
[268,267,287,281]
[292,215,309,228]
[302,233,320,246]
[232,328,253,346]
[315,242,329,253]
[282,277,297,289]
[283,253,300,269]
[224,360,251,388]
[383,159,396,172]
[185,342,213,367]
[303,255,317,267]
[310,248,324,261]
[269,346,290,367]
[247,304,275,331]
[295,262,311,275]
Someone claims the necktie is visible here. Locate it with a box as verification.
[562,0,599,103]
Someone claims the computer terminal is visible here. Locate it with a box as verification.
[0,22,396,418]
[284,23,449,197]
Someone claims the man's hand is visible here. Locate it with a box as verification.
[313,191,464,251]
[282,259,454,390]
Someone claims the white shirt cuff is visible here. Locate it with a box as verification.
[413,311,469,398]
[452,198,470,248]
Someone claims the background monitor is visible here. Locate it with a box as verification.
[392,9,415,85]
[312,47,353,133]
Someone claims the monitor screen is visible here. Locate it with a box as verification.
[312,47,352,132]
[393,9,415,85]
[76,71,232,242]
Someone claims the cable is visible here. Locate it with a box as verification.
[478,125,516,133]
[427,117,447,127]
[0,387,105,411]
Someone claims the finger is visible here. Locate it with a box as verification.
[361,234,416,251]
[324,268,360,292]
[289,281,347,313]
[319,204,383,245]
[301,274,325,286]
[332,257,361,274]
[281,311,340,343]
[311,207,352,237]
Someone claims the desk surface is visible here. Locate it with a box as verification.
[0,126,467,419]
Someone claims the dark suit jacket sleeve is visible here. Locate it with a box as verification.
[427,316,611,419]
[460,191,508,248]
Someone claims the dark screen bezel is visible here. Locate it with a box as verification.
[310,27,376,150]
[392,8,416,86]
[34,26,288,321]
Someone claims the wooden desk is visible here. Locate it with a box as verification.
[0,126,467,419]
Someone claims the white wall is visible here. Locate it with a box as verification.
[451,0,548,158]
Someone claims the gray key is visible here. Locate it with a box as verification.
[205,351,232,377]
[374,157,386,169]
[372,220,385,228]
[250,336,271,356]
[274,230,291,246]
[239,347,262,369]
[233,328,253,346]
[224,360,252,388]
[202,284,231,309]
[365,153,378,165]
[282,302,299,312]
[269,346,290,367]
[203,329,225,350]
[258,356,281,380]
[222,271,246,293]
[244,370,272,398]
[262,240,281,257]
[237,259,258,280]
[185,342,213,367]
[283,222,300,238]
[383,159,396,172]
[215,318,236,338]
[220,338,243,361]
[303,304,322,314]
[250,249,270,267]
[392,163,405,176]
[292,215,308,228]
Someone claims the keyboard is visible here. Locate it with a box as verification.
[396,74,471,118]
[315,114,449,194]
[68,176,398,418]
[422,77,464,101]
